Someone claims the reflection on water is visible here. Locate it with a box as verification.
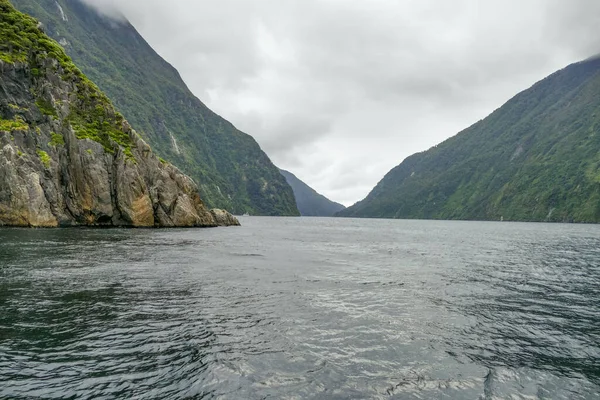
[1,218,599,399]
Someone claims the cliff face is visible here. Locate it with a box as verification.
[0,1,239,227]
[12,0,300,216]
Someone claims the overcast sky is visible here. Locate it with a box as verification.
[83,0,600,206]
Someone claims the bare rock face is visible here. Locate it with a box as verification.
[0,57,237,228]
[0,144,57,226]
[210,209,241,226]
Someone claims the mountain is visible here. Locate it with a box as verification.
[0,0,239,227]
[339,56,600,222]
[11,0,299,216]
[279,169,345,216]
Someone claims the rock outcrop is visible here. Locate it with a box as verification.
[210,209,241,226]
[0,2,239,227]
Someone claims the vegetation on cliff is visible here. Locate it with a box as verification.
[0,0,134,157]
[12,0,299,216]
[0,115,27,131]
[339,56,600,222]
[0,0,239,227]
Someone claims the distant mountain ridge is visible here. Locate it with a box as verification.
[279,169,345,216]
[339,56,600,222]
[12,0,299,216]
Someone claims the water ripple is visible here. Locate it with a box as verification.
[1,220,599,398]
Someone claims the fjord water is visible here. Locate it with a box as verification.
[1,218,599,399]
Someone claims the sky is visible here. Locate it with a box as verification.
[82,0,600,206]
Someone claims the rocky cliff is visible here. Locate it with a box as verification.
[12,0,300,216]
[0,1,239,227]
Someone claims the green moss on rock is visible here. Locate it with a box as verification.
[36,149,50,167]
[0,0,135,160]
[0,50,25,63]
[48,132,64,146]
[0,116,28,131]
[8,103,27,111]
[67,102,134,159]
[35,98,57,117]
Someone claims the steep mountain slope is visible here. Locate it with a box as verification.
[339,56,600,222]
[279,169,345,216]
[12,0,299,216]
[0,0,239,227]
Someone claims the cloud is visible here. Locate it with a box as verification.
[79,0,126,21]
[79,0,600,205]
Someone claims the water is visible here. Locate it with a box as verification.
[1,217,599,399]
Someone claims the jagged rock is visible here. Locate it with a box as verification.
[210,209,241,226]
[0,4,238,227]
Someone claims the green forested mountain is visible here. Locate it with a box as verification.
[339,56,600,222]
[12,0,299,216]
[279,169,345,216]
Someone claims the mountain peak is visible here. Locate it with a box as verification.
[280,169,346,217]
[339,55,600,222]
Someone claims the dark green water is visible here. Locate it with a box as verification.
[1,217,599,399]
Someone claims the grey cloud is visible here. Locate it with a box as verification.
[79,0,600,205]
[80,0,125,21]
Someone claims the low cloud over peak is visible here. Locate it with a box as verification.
[80,0,126,22]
